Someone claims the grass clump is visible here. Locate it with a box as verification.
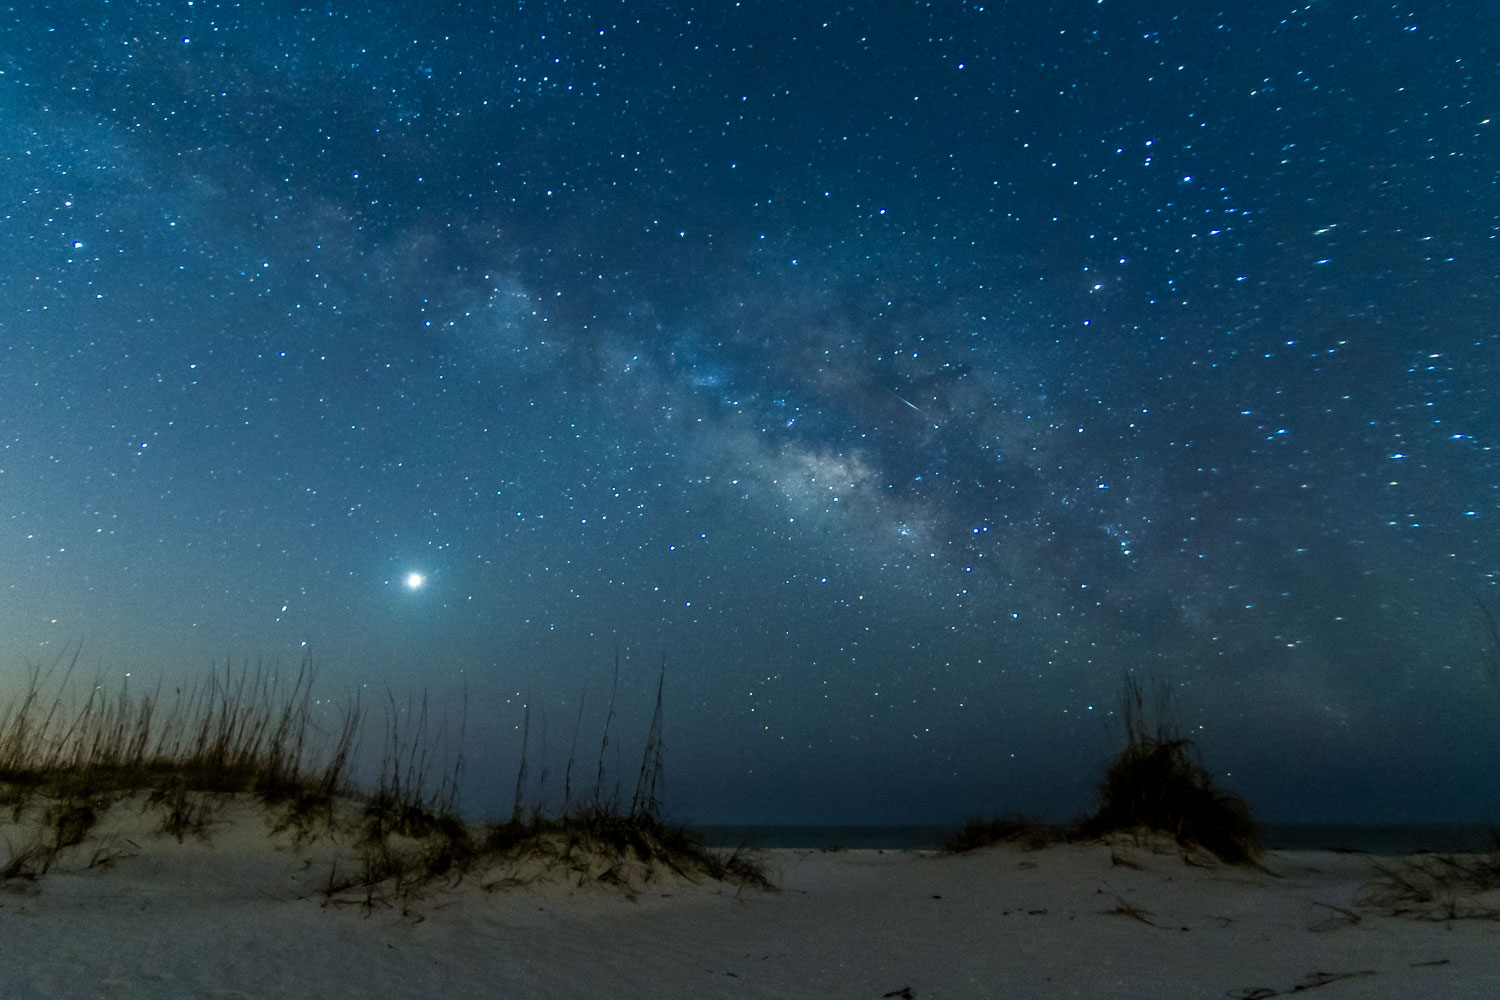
[948,672,1262,866]
[0,650,357,879]
[0,650,357,820]
[1078,673,1262,865]
[468,808,773,899]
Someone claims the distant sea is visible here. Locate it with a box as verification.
[690,823,1499,855]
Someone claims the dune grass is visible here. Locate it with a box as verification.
[0,648,770,898]
[1356,840,1500,921]
[947,672,1263,865]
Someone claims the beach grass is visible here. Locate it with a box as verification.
[1356,842,1500,921]
[948,672,1263,865]
[0,649,770,898]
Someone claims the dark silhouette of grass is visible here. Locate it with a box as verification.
[0,652,357,807]
[0,647,771,899]
[1077,733,1261,865]
[947,672,1262,865]
[474,806,774,896]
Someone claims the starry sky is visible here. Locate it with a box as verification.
[2,2,1498,827]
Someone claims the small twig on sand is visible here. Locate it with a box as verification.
[1102,893,1156,925]
[1230,969,1377,998]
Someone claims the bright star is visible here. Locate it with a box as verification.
[404,572,425,590]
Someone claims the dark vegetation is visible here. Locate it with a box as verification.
[0,648,771,900]
[945,672,1263,865]
[1075,672,1262,864]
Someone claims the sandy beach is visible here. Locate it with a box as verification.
[3,801,1498,1000]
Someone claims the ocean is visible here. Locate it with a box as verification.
[689,823,1500,855]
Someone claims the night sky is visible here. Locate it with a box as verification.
[3,2,1498,827]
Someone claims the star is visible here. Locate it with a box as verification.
[404,572,426,591]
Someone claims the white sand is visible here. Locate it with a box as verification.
[3,803,1498,999]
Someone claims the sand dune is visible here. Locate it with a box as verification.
[4,802,1498,999]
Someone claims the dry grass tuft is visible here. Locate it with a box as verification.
[1075,673,1261,865]
[472,808,774,895]
[0,647,772,904]
[947,672,1263,866]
